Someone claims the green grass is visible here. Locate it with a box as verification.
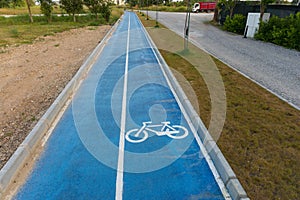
[163,47,300,200]
[135,12,166,28]
[213,58,300,199]
[160,50,211,126]
[0,5,65,15]
[0,7,123,47]
[0,21,84,47]
[138,12,300,200]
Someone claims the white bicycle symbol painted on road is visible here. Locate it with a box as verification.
[125,121,188,143]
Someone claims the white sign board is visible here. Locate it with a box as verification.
[245,13,270,38]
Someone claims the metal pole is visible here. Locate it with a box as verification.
[147,0,149,20]
[156,0,158,27]
[139,0,141,13]
[184,0,191,50]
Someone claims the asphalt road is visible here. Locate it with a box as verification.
[146,11,300,110]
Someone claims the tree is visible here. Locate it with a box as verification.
[260,0,275,20]
[60,0,83,22]
[84,0,101,19]
[40,0,53,22]
[100,0,111,22]
[84,0,111,21]
[11,0,25,7]
[0,0,10,8]
[213,0,219,22]
[25,0,34,23]
[219,0,238,19]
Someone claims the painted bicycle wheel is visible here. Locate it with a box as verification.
[125,129,148,143]
[166,126,188,139]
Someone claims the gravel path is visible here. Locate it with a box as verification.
[146,11,300,110]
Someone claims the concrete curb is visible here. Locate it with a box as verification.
[0,17,122,198]
[155,38,249,200]
[140,19,249,200]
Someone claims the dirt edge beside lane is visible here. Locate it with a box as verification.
[0,25,111,170]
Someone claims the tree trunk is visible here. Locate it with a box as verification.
[25,0,33,23]
[230,7,234,19]
[260,4,265,20]
[213,8,219,22]
[73,13,76,22]
[48,15,52,23]
[213,0,219,22]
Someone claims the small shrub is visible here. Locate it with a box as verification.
[223,14,246,34]
[10,28,19,38]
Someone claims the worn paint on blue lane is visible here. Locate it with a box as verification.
[13,12,227,199]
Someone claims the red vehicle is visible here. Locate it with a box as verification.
[192,2,216,13]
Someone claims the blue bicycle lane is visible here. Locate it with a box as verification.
[13,12,230,200]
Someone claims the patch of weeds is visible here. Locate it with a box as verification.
[20,40,32,44]
[5,132,12,137]
[88,26,97,30]
[10,28,20,38]
[89,21,100,26]
[54,43,60,47]
[30,116,36,122]
[44,33,55,37]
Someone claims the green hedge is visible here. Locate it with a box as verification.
[223,14,246,35]
[255,13,300,51]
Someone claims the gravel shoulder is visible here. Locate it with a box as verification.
[147,11,300,110]
[0,25,110,169]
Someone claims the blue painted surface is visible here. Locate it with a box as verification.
[14,108,117,200]
[14,12,226,199]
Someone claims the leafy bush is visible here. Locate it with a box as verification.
[255,13,300,51]
[223,14,246,34]
[109,14,119,24]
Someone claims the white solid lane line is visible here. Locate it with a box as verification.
[115,13,131,200]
